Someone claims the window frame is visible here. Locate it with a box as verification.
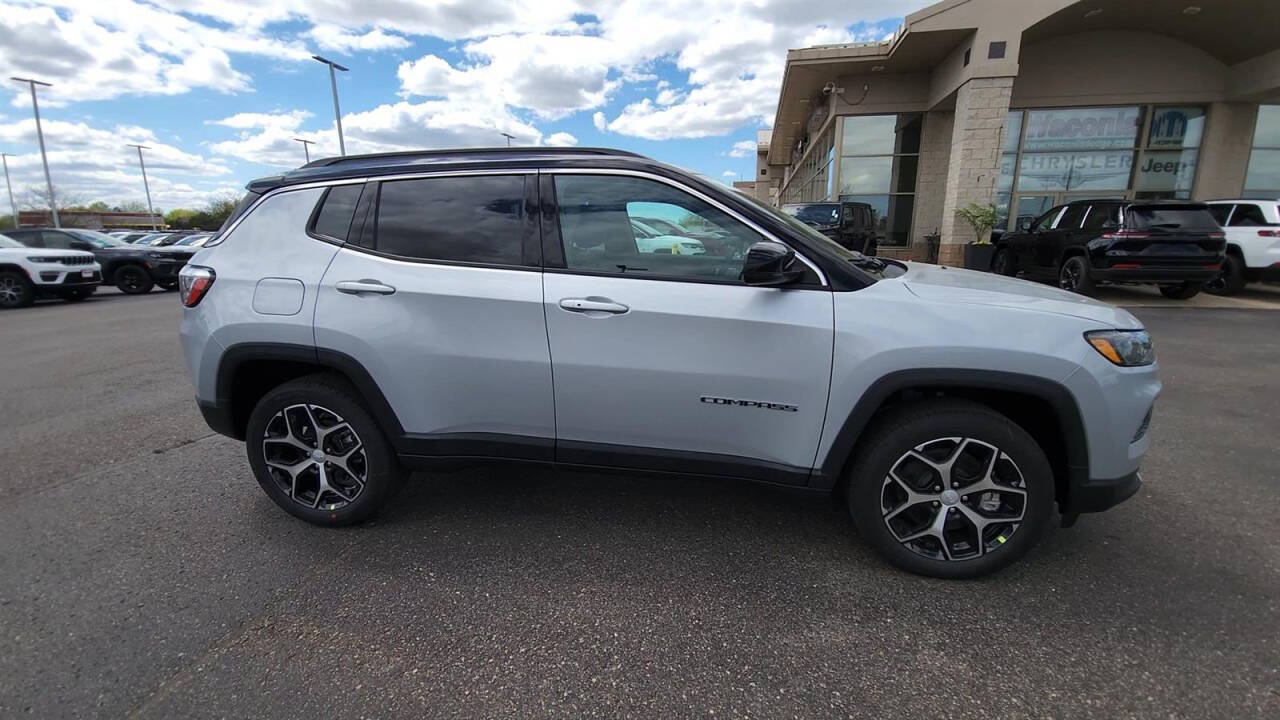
[306,182,367,245]
[541,168,827,289]
[337,170,542,271]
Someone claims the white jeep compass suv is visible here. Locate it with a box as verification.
[179,148,1160,578]
[0,233,102,308]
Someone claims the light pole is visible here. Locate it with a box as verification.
[1,153,16,230]
[126,144,158,230]
[293,137,315,163]
[500,132,515,147]
[311,56,348,156]
[10,77,58,227]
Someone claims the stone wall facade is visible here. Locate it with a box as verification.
[937,76,1014,266]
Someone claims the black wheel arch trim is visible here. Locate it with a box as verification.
[812,368,1091,504]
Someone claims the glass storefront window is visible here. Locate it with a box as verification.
[1023,107,1142,151]
[1147,106,1205,149]
[836,113,921,246]
[1245,106,1280,197]
[1017,151,1134,192]
[1134,150,1198,194]
[839,194,915,248]
[1002,111,1023,154]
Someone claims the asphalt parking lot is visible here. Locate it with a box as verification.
[1,286,1277,718]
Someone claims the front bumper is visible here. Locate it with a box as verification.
[33,268,103,287]
[1064,470,1142,515]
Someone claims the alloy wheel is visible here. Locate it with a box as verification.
[120,270,143,291]
[1058,261,1081,291]
[0,275,23,306]
[881,437,1027,561]
[262,403,368,511]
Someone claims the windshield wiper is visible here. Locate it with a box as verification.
[848,253,886,272]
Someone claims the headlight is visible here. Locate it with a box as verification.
[1085,330,1155,367]
[26,256,61,263]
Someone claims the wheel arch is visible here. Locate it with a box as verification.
[0,263,30,277]
[212,343,404,443]
[814,369,1090,510]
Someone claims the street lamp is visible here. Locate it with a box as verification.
[10,77,58,227]
[500,132,516,147]
[293,137,315,163]
[1,153,16,230]
[311,55,348,156]
[126,144,158,231]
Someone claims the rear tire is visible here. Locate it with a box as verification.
[1057,255,1095,296]
[1158,282,1202,300]
[1204,254,1246,296]
[0,270,34,309]
[246,374,405,527]
[114,265,154,294]
[845,400,1055,579]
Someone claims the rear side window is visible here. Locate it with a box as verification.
[1056,205,1087,230]
[374,176,525,265]
[1125,206,1220,231]
[1228,203,1267,226]
[1082,204,1119,230]
[311,184,363,241]
[1207,204,1232,225]
[218,191,262,234]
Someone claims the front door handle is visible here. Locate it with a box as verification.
[559,297,629,315]
[335,280,396,295]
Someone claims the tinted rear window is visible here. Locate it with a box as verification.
[1125,206,1220,231]
[374,175,525,264]
[312,184,363,240]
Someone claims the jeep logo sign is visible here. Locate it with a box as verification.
[701,396,799,412]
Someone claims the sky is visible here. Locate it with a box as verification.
[0,0,922,213]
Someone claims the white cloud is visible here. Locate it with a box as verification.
[593,112,607,132]
[721,170,736,177]
[545,132,578,147]
[727,140,756,157]
[210,111,313,131]
[309,24,410,52]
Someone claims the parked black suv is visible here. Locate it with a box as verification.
[993,200,1226,299]
[782,201,877,255]
[7,228,195,294]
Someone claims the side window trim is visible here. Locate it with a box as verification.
[540,168,826,287]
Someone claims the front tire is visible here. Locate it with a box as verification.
[1057,256,1095,296]
[1158,282,1202,300]
[991,247,1017,277]
[114,265,154,294]
[246,374,405,526]
[846,400,1055,579]
[1204,254,1245,296]
[0,270,34,309]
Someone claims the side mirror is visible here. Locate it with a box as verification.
[1017,217,1033,232]
[741,241,806,287]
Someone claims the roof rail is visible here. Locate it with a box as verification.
[301,146,643,169]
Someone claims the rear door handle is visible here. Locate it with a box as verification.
[558,297,629,315]
[335,280,396,295]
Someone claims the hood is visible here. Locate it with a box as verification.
[898,262,1141,329]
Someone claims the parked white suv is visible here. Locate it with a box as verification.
[1204,199,1280,295]
[0,233,102,308]
[179,148,1161,579]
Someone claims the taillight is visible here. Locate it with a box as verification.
[1101,231,1150,240]
[1207,231,1225,239]
[178,265,215,307]
[1258,230,1280,238]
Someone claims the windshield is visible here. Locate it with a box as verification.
[0,234,22,249]
[175,234,208,246]
[68,229,128,247]
[782,203,840,225]
[740,194,904,281]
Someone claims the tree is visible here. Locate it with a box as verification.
[23,184,85,212]
[116,200,150,213]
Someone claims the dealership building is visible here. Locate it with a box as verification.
[760,0,1280,264]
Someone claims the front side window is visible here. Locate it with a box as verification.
[553,175,762,281]
[374,175,525,265]
[1031,206,1063,232]
[40,231,75,249]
